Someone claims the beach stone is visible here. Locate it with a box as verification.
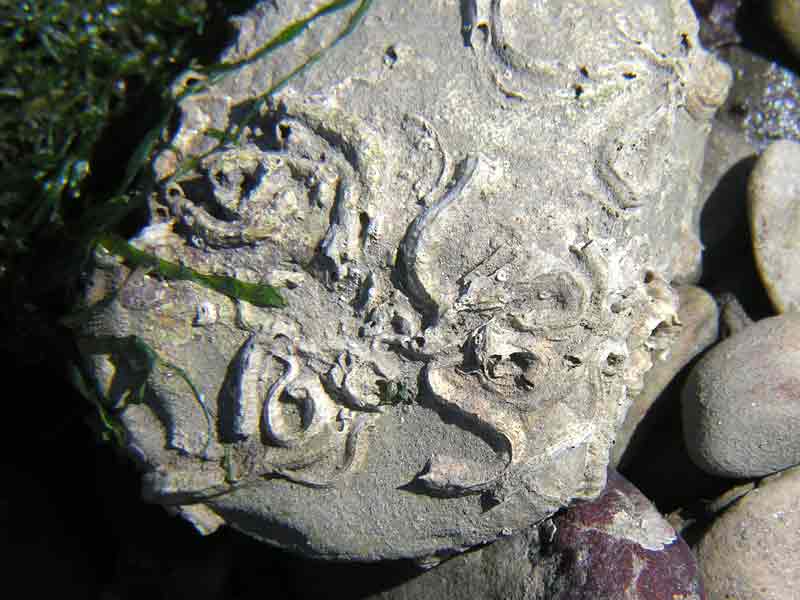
[613,286,719,467]
[772,0,800,59]
[72,0,729,560]
[748,139,800,313]
[695,464,800,600]
[682,313,800,478]
[368,469,704,600]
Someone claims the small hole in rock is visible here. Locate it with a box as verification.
[358,211,371,247]
[622,72,637,80]
[574,84,584,99]
[384,45,398,66]
[729,102,748,117]
[509,353,538,375]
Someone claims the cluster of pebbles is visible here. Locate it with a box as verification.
[685,137,800,599]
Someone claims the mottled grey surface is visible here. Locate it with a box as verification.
[695,464,800,600]
[717,45,800,149]
[74,0,728,560]
[682,313,800,478]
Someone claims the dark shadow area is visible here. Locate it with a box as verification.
[736,0,800,75]
[0,351,428,600]
[698,155,774,321]
[618,357,738,514]
[619,342,732,514]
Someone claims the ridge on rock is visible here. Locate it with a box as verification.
[73,0,729,561]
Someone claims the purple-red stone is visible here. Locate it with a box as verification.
[540,469,705,600]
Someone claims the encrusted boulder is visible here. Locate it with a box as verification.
[73,0,729,560]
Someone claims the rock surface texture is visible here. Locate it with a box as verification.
[612,285,719,467]
[682,313,800,478]
[748,139,800,313]
[74,0,728,560]
[368,469,704,600]
[695,465,800,600]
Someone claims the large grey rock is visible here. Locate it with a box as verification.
[695,465,800,600]
[368,470,704,600]
[682,313,800,478]
[748,139,800,313]
[73,0,729,560]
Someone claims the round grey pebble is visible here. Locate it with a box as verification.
[749,139,800,313]
[682,313,800,478]
[695,464,800,600]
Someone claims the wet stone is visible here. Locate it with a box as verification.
[771,0,800,59]
[716,45,800,149]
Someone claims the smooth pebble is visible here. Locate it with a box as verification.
[682,313,800,478]
[695,464,800,600]
[748,139,800,312]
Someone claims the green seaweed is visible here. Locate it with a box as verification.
[378,379,417,407]
[1,0,373,446]
[68,361,127,446]
[68,335,214,455]
[127,335,214,457]
[0,0,210,253]
[204,0,371,81]
[96,232,287,308]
